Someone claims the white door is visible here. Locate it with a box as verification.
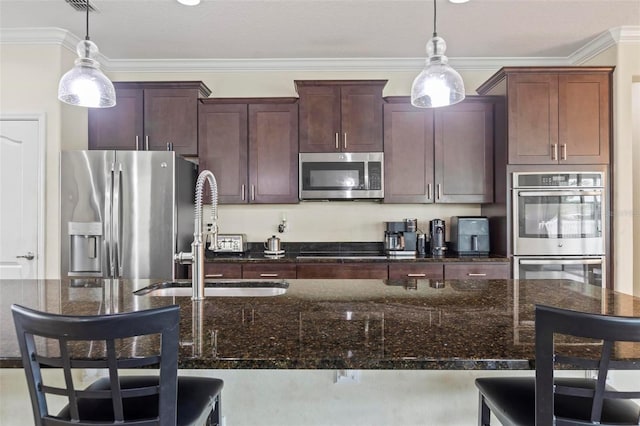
[0,118,43,279]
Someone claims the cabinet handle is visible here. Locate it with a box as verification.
[467,273,487,277]
[251,185,255,201]
[343,133,347,149]
[145,136,149,151]
[561,144,567,161]
[335,133,339,150]
[241,184,246,201]
[437,184,442,200]
[135,136,140,151]
[167,142,173,151]
[407,273,426,277]
[260,273,279,277]
[205,274,224,278]
[551,144,558,160]
[427,184,432,201]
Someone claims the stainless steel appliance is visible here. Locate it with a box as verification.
[512,171,606,288]
[385,220,417,258]
[450,216,490,256]
[512,171,605,256]
[299,152,383,200]
[213,234,248,253]
[60,151,195,280]
[513,256,605,288]
[429,219,446,257]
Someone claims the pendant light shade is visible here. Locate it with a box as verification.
[411,1,465,108]
[58,0,116,108]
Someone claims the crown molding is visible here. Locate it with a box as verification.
[1,26,636,73]
[569,25,640,64]
[103,56,571,73]
[0,27,110,64]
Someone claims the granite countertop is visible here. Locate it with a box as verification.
[2,278,639,370]
[205,241,510,263]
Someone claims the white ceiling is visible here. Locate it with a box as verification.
[0,0,638,64]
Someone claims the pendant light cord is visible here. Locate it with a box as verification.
[85,0,90,40]
[432,0,437,37]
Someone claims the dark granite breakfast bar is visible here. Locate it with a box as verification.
[1,278,639,370]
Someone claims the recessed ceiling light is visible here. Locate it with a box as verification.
[449,0,470,3]
[177,0,200,5]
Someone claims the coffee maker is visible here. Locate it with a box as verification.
[384,219,417,258]
[429,219,447,257]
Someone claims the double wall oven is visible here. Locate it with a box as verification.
[512,171,606,288]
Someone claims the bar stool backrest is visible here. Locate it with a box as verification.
[11,304,180,426]
[535,304,640,425]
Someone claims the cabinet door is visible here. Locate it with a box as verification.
[383,103,435,203]
[88,88,143,150]
[444,263,510,280]
[507,73,559,164]
[249,103,299,203]
[144,88,199,156]
[340,85,384,152]
[242,263,297,279]
[558,73,610,164]
[435,100,494,203]
[200,263,243,279]
[298,85,341,152]
[296,263,388,279]
[388,263,443,280]
[198,103,248,203]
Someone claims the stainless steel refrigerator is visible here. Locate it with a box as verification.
[60,151,195,280]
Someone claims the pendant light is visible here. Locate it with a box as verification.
[58,0,116,108]
[411,0,465,108]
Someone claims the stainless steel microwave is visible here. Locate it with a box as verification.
[299,152,384,200]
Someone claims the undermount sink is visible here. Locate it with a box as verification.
[134,280,289,297]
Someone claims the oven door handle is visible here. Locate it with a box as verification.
[517,190,602,197]
[518,259,603,265]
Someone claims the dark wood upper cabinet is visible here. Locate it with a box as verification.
[198,102,248,203]
[477,67,612,165]
[434,99,494,203]
[198,98,299,204]
[383,102,435,203]
[88,81,211,157]
[296,80,387,152]
[383,96,495,204]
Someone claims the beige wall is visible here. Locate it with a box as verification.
[1,42,639,294]
[585,43,640,295]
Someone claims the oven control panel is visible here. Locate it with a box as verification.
[514,172,604,188]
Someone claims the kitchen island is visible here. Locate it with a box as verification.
[2,278,639,369]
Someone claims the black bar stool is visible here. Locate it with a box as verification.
[12,304,224,426]
[475,304,640,425]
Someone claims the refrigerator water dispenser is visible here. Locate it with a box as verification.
[68,222,103,275]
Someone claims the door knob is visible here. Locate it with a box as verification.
[16,252,35,260]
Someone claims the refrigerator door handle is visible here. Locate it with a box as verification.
[113,164,123,277]
[105,165,114,277]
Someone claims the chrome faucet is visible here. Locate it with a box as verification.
[175,170,218,300]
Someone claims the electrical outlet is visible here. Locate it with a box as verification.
[335,369,361,384]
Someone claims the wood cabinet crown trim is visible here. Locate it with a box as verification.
[294,79,387,92]
[113,81,212,97]
[383,95,502,104]
[476,66,614,96]
[200,97,299,105]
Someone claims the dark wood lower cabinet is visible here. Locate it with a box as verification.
[388,263,444,280]
[444,263,510,280]
[296,263,388,279]
[242,263,297,279]
[201,263,242,279]
[196,261,510,280]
